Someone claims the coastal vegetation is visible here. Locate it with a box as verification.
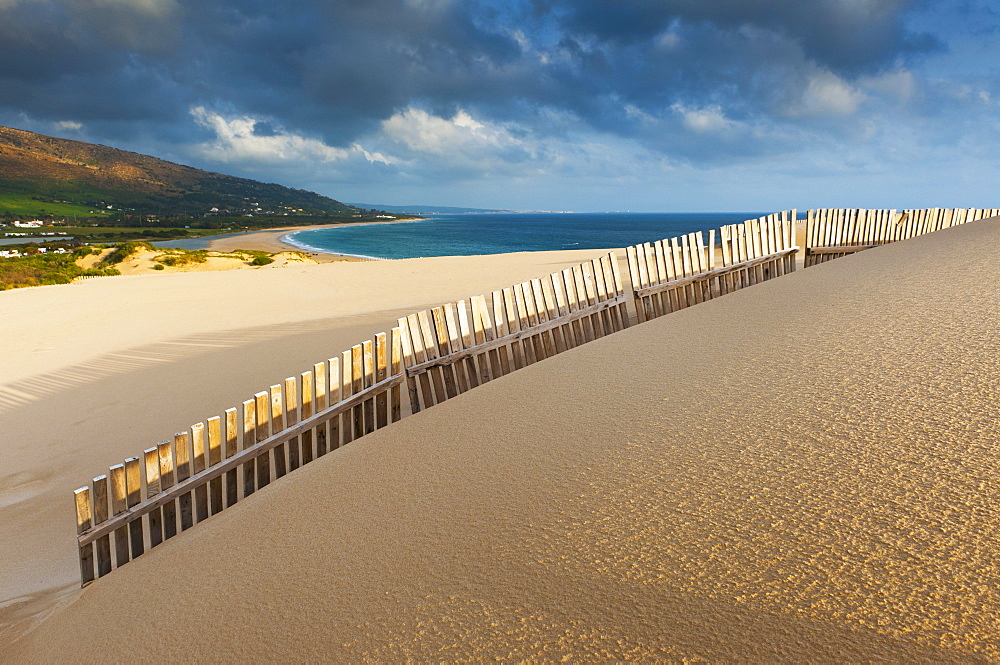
[0,240,291,290]
[0,247,119,290]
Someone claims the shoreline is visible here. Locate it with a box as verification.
[205,217,425,260]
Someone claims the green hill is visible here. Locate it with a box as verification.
[0,126,356,218]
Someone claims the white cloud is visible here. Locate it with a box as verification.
[55,120,83,131]
[381,107,522,156]
[672,104,737,134]
[656,30,681,51]
[797,71,867,117]
[91,0,178,16]
[190,107,354,164]
[861,69,917,103]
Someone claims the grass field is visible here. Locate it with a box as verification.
[0,194,110,218]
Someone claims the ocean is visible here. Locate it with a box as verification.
[282,212,765,260]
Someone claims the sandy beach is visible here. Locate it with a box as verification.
[205,218,424,259]
[0,219,998,659]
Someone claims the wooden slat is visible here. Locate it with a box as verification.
[375,333,390,428]
[443,304,470,393]
[456,301,481,390]
[363,339,376,434]
[300,370,315,464]
[390,328,403,423]
[405,314,434,409]
[109,464,129,568]
[398,319,423,413]
[490,290,514,375]
[341,348,357,443]
[75,486,94,585]
[553,270,579,348]
[191,422,208,523]
[254,392,271,488]
[625,245,646,323]
[404,294,629,376]
[242,399,256,497]
[607,252,630,327]
[417,310,448,403]
[539,277,567,354]
[351,344,365,437]
[512,286,537,366]
[284,377,300,471]
[314,360,329,456]
[224,408,239,507]
[79,372,409,547]
[124,456,144,558]
[502,287,527,368]
[330,358,343,450]
[634,248,800,299]
[92,475,112,578]
[207,416,224,515]
[172,431,193,532]
[525,278,556,358]
[144,447,163,547]
[271,385,287,479]
[157,440,177,539]
[572,265,596,343]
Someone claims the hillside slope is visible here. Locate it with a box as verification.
[0,126,353,216]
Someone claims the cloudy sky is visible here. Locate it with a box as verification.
[0,0,996,211]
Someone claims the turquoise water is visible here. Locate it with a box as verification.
[284,212,764,259]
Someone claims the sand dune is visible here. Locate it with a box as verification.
[0,248,609,637]
[2,221,999,659]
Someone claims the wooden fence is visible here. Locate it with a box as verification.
[71,207,997,585]
[399,252,629,412]
[626,211,798,323]
[804,208,999,267]
[74,330,404,584]
[72,253,628,585]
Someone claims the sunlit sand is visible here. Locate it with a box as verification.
[1,220,997,659]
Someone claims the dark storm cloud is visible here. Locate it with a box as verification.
[553,0,941,72]
[0,0,942,164]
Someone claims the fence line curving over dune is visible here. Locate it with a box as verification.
[71,206,997,585]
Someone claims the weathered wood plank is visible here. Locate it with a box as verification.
[417,310,448,403]
[242,399,256,497]
[173,431,193,531]
[390,328,403,423]
[270,385,287,478]
[79,372,408,547]
[191,422,209,523]
[634,247,799,299]
[376,332,390,428]
[398,318,422,413]
[144,447,163,547]
[363,339,376,434]
[207,416,224,515]
[254,392,271,488]
[456,301,481,390]
[92,475,112,577]
[443,304,470,393]
[284,377,300,470]
[75,486,94,585]
[224,408,239,507]
[404,294,629,375]
[351,344,366,437]
[313,361,329,456]
[300,370,315,465]
[109,464,129,569]
[157,440,177,539]
[124,456,143,558]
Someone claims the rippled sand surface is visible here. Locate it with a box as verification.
[2,220,997,660]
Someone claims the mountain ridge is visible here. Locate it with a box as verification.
[0,126,356,217]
